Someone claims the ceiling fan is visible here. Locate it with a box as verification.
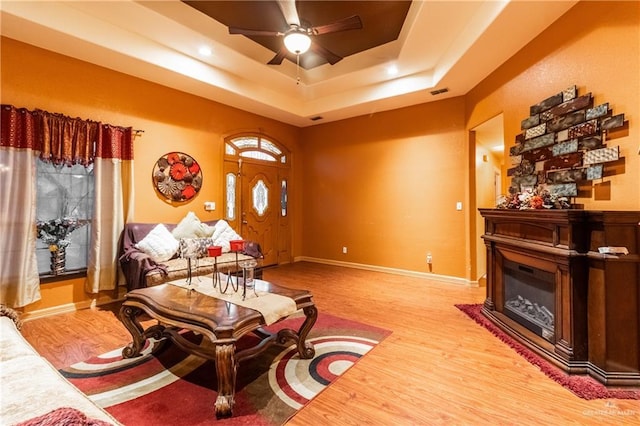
[228,0,363,66]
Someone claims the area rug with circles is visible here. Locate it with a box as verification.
[60,312,391,425]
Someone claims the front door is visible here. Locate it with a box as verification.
[240,162,279,266]
[222,134,291,267]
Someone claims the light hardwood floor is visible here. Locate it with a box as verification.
[20,262,640,425]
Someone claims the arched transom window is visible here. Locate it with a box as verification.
[225,135,287,164]
[224,134,290,223]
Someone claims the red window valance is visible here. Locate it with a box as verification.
[1,104,133,165]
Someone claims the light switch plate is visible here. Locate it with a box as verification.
[204,201,216,211]
[456,202,463,210]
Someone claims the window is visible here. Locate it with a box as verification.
[224,134,290,224]
[225,135,287,164]
[281,179,288,217]
[225,172,236,221]
[35,159,94,276]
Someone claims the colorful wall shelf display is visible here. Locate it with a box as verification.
[152,152,202,202]
[508,85,626,199]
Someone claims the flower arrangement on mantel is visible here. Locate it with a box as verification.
[36,217,88,252]
[496,186,571,210]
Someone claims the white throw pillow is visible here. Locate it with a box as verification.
[200,222,216,237]
[136,224,179,262]
[172,211,209,239]
[211,219,243,252]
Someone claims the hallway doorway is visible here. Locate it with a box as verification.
[471,114,504,284]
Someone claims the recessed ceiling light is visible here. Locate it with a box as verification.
[387,65,398,76]
[198,46,212,57]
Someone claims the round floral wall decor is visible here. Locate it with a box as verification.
[152,152,202,202]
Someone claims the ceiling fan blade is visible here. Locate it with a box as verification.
[229,27,282,37]
[277,0,301,26]
[310,42,343,65]
[311,15,363,35]
[267,47,288,65]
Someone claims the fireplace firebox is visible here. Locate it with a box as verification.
[480,209,640,387]
[503,259,555,342]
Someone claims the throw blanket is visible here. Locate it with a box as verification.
[169,276,297,325]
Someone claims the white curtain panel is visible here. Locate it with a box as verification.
[86,157,134,293]
[1,105,135,305]
[0,147,41,307]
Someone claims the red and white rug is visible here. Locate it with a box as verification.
[60,313,391,425]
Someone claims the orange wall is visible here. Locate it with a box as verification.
[466,0,639,210]
[299,97,469,278]
[1,37,302,312]
[296,0,639,283]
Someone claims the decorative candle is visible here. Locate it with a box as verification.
[230,240,244,252]
[207,245,222,257]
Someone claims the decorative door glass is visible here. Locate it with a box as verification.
[252,180,268,216]
[281,180,288,217]
[226,172,236,220]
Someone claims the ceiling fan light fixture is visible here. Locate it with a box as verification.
[284,31,311,54]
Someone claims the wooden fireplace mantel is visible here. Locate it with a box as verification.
[479,208,640,387]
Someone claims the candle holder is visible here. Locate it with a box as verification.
[240,259,258,301]
[185,257,192,284]
[180,238,201,291]
[185,257,195,291]
[230,239,244,265]
[194,257,202,282]
[225,240,245,293]
[207,245,223,290]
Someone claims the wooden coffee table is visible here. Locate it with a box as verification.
[119,280,317,419]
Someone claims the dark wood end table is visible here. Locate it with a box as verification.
[118,280,317,419]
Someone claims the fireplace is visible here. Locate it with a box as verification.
[480,209,640,387]
[503,259,555,342]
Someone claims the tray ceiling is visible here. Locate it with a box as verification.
[0,1,578,127]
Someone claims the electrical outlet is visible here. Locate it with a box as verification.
[342,246,348,254]
[204,201,216,211]
[426,252,433,264]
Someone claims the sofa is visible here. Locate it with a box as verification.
[0,307,120,425]
[119,213,262,291]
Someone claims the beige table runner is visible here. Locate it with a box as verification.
[168,275,297,325]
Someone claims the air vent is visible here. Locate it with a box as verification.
[310,116,323,121]
[430,88,449,96]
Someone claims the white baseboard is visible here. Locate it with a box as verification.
[22,288,127,321]
[294,256,479,287]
